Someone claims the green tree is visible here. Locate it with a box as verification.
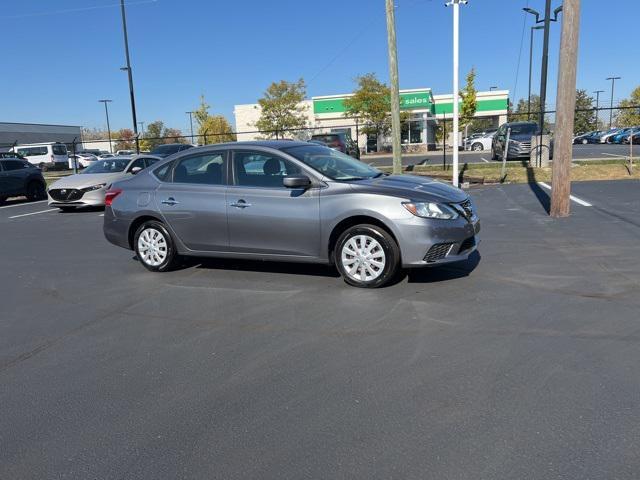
[254,79,308,138]
[574,89,597,134]
[343,73,396,152]
[143,120,165,149]
[193,95,236,144]
[163,128,186,144]
[616,86,640,127]
[114,128,135,151]
[459,68,477,132]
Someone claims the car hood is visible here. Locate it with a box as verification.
[49,172,126,189]
[348,174,468,203]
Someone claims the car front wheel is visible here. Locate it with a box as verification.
[134,220,179,272]
[335,224,401,288]
[472,142,483,151]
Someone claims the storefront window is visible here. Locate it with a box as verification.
[401,120,425,144]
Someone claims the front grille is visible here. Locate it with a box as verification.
[424,243,454,263]
[458,236,476,254]
[49,188,84,202]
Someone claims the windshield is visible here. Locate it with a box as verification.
[283,145,381,180]
[509,124,538,135]
[81,159,129,174]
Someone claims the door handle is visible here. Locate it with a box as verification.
[230,200,251,208]
[161,197,179,206]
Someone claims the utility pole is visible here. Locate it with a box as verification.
[446,0,467,188]
[523,3,562,130]
[186,111,195,144]
[606,76,621,129]
[550,0,581,218]
[119,0,139,154]
[593,90,604,130]
[98,99,113,153]
[385,0,402,175]
[527,25,544,120]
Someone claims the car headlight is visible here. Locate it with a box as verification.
[403,202,459,220]
[81,183,107,192]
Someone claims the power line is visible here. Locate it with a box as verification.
[0,0,158,20]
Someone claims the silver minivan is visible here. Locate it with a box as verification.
[11,142,68,170]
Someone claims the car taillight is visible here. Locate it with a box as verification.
[50,154,54,161]
[105,188,123,207]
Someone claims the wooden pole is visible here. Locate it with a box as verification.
[385,0,402,175]
[550,0,581,218]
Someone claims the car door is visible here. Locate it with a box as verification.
[0,160,28,195]
[156,151,229,252]
[227,150,320,257]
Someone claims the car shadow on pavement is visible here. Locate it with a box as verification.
[405,251,481,284]
[189,257,342,279]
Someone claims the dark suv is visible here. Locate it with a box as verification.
[0,158,47,203]
[310,133,360,159]
[491,121,553,160]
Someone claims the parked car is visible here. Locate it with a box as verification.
[624,131,640,144]
[462,133,484,149]
[72,152,99,168]
[597,128,623,144]
[103,141,480,288]
[47,155,162,211]
[466,132,495,152]
[0,157,47,203]
[612,127,640,144]
[116,150,135,156]
[576,131,604,144]
[150,143,194,158]
[574,131,598,144]
[10,142,68,170]
[99,153,115,159]
[491,122,552,160]
[310,133,360,159]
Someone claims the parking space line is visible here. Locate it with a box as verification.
[9,209,58,219]
[602,153,626,158]
[480,157,489,163]
[537,182,593,207]
[0,200,47,210]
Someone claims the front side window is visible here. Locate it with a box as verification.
[144,157,160,168]
[172,153,225,185]
[282,145,380,181]
[127,158,145,172]
[233,151,300,188]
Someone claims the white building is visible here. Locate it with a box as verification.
[234,88,509,152]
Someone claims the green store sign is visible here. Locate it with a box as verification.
[313,91,432,115]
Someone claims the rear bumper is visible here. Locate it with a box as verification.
[103,206,132,249]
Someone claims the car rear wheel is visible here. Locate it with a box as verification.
[134,220,179,272]
[26,182,46,201]
[335,224,400,288]
[471,142,483,151]
[581,139,588,144]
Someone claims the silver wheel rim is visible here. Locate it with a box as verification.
[137,228,168,267]
[341,234,386,282]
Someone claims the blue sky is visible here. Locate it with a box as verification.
[0,0,636,134]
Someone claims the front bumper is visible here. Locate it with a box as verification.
[395,215,481,268]
[47,187,106,208]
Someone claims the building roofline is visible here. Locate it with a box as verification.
[0,121,82,128]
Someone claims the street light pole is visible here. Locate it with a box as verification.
[527,25,544,120]
[593,90,604,130]
[606,76,621,129]
[186,111,194,144]
[446,0,467,188]
[98,99,113,153]
[119,0,139,154]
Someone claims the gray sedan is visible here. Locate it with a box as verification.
[48,155,161,211]
[103,141,480,287]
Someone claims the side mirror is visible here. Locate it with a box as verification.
[283,174,311,189]
[131,166,142,175]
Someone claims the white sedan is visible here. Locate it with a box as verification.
[465,133,495,152]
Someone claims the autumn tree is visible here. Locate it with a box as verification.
[616,86,640,127]
[193,95,236,144]
[254,79,308,139]
[459,68,477,133]
[114,128,135,151]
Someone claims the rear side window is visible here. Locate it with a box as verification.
[52,145,67,155]
[2,160,28,171]
[173,153,225,185]
[153,162,172,181]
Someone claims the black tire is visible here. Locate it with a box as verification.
[134,220,179,272]
[334,224,401,288]
[0,196,7,204]
[471,142,483,152]
[26,181,46,201]
[491,148,498,160]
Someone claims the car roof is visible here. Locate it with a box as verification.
[198,140,311,151]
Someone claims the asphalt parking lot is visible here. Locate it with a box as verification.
[1,180,640,479]
[364,143,634,167]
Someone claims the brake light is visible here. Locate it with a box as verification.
[105,188,123,207]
